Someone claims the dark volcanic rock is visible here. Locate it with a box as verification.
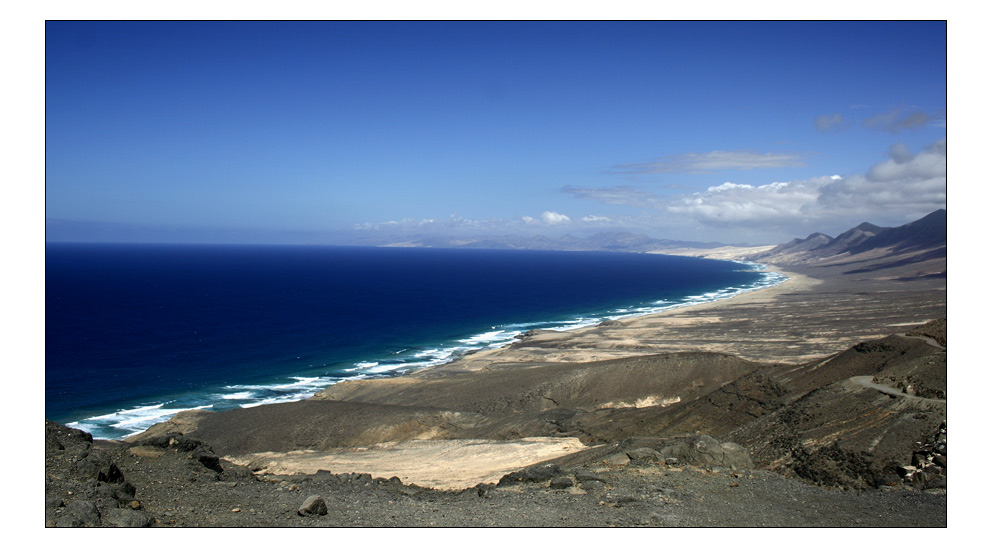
[789,443,881,490]
[60,500,100,527]
[102,507,153,528]
[652,435,753,469]
[497,463,563,486]
[298,495,328,516]
[626,447,662,462]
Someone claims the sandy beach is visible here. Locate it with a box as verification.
[416,258,944,372]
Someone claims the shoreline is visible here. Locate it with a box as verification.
[73,250,947,442]
[67,254,784,440]
[408,260,794,374]
[405,256,946,373]
[419,263,821,373]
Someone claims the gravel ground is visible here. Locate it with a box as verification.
[45,423,945,528]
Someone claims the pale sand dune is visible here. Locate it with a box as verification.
[656,245,777,260]
[227,437,594,491]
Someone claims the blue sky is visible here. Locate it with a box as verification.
[45,21,947,245]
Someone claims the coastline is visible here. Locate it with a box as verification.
[61,251,782,440]
[416,257,944,374]
[418,264,815,374]
[402,259,792,375]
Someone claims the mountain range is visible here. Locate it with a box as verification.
[375,231,731,252]
[745,209,946,277]
[367,210,947,265]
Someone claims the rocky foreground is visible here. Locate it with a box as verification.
[45,421,945,528]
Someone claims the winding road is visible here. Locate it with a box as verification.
[849,376,945,403]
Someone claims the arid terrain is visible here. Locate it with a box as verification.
[45,212,948,528]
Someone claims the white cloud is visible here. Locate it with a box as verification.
[540,211,571,225]
[612,150,804,174]
[667,177,829,227]
[567,139,946,235]
[816,139,946,216]
[581,214,611,223]
[673,140,945,227]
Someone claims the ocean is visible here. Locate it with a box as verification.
[46,243,785,440]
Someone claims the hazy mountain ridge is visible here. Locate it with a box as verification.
[376,231,730,252]
[746,209,946,275]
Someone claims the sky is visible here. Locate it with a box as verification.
[45,20,947,246]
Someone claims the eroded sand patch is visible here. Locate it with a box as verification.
[227,437,594,491]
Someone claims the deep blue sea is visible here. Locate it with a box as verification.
[46,243,785,439]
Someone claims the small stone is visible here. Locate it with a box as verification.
[581,479,606,490]
[574,471,605,482]
[611,493,639,504]
[298,495,328,516]
[232,508,241,513]
[102,507,152,528]
[626,447,661,462]
[603,453,631,466]
[877,474,901,487]
[549,477,574,489]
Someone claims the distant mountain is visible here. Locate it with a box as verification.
[376,231,728,253]
[845,209,946,255]
[747,209,946,276]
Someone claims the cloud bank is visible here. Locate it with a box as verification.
[571,139,946,237]
[355,140,945,245]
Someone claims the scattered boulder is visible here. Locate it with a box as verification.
[626,447,662,462]
[603,453,631,466]
[191,445,223,473]
[59,500,100,527]
[581,479,606,490]
[219,460,255,481]
[549,477,574,489]
[574,471,605,483]
[876,473,902,488]
[654,435,753,469]
[74,451,125,483]
[497,463,563,486]
[101,507,152,528]
[298,495,328,516]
